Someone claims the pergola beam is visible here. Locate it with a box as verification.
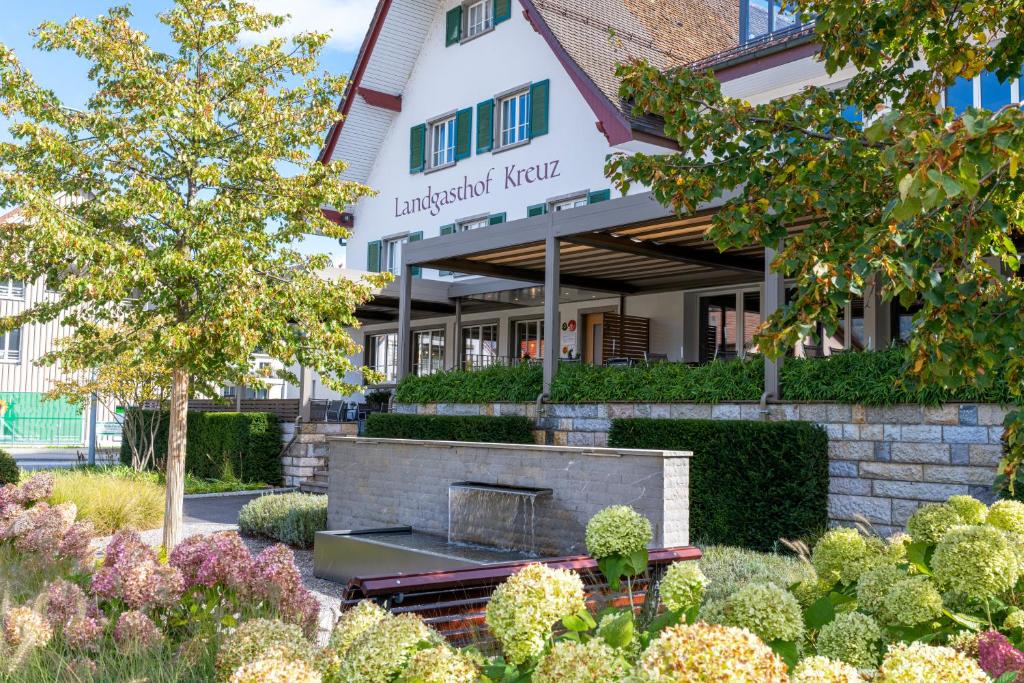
[428,257,638,294]
[561,232,764,274]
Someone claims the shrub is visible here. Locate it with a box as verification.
[696,545,815,606]
[364,413,534,444]
[121,410,282,485]
[238,492,327,549]
[48,468,164,534]
[0,448,18,485]
[394,363,542,404]
[551,358,764,403]
[609,419,828,550]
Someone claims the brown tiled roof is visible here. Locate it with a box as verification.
[532,0,739,130]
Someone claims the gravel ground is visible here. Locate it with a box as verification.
[92,492,344,640]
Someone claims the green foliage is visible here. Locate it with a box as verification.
[696,545,815,607]
[365,413,535,444]
[394,363,542,404]
[609,419,829,551]
[550,359,763,403]
[119,410,282,485]
[782,348,1011,406]
[394,349,1008,406]
[0,448,19,485]
[238,492,327,549]
[48,468,164,534]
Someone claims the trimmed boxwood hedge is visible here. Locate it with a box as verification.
[608,418,829,551]
[120,410,282,485]
[365,413,535,444]
[392,348,1012,406]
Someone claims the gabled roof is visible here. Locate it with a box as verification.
[318,0,739,175]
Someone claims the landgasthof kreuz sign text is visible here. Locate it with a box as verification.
[394,159,561,217]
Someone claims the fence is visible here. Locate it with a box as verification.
[0,391,83,445]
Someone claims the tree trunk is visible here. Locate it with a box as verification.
[162,368,190,550]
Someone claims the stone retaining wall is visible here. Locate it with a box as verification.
[394,401,1007,537]
[325,436,691,556]
[280,421,357,487]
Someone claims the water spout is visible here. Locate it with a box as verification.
[448,482,553,554]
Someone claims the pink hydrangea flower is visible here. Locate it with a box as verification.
[252,544,320,636]
[57,520,95,565]
[45,579,88,629]
[14,473,54,505]
[113,610,163,651]
[979,630,1024,680]
[65,614,106,652]
[169,531,255,593]
[91,530,183,609]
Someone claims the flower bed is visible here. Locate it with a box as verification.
[2,471,1021,681]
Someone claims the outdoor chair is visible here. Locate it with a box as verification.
[325,400,344,423]
[605,357,633,367]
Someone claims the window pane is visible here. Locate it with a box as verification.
[849,298,865,350]
[946,76,973,114]
[980,70,1013,110]
[841,104,862,124]
[746,0,770,40]
[774,1,798,31]
[742,291,761,354]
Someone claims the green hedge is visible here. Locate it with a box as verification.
[609,418,829,551]
[0,448,18,486]
[394,363,542,404]
[365,413,535,444]
[392,348,1012,406]
[120,411,282,485]
[550,359,764,403]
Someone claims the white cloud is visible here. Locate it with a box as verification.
[241,0,377,52]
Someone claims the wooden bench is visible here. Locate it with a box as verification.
[340,546,702,646]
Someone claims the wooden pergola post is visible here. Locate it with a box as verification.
[397,262,413,381]
[543,235,560,395]
[763,241,784,399]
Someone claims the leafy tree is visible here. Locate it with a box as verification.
[0,1,385,547]
[47,327,172,472]
[606,0,1024,493]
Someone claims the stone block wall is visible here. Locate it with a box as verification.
[325,436,691,556]
[281,421,357,487]
[394,401,1008,537]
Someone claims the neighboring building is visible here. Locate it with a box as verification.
[300,0,1024,402]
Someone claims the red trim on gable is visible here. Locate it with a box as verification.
[357,87,402,112]
[317,0,394,165]
[322,208,354,228]
[517,0,634,146]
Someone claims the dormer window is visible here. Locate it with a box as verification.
[466,0,494,38]
[740,1,806,45]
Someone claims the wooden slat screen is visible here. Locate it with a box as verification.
[602,313,650,360]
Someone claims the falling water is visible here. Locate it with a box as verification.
[448,482,552,554]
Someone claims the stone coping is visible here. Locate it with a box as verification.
[398,400,1009,407]
[326,435,692,460]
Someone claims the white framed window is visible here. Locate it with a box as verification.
[412,328,446,376]
[462,323,498,369]
[513,319,544,360]
[429,115,456,169]
[945,69,1022,114]
[458,216,489,232]
[551,195,587,212]
[366,332,399,384]
[0,279,25,300]
[498,89,530,148]
[0,328,21,364]
[466,0,494,38]
[383,236,408,275]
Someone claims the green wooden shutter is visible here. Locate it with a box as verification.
[438,224,456,276]
[494,0,512,23]
[529,80,550,138]
[527,203,547,217]
[488,213,506,225]
[407,231,423,277]
[587,189,611,204]
[409,124,426,173]
[454,108,473,160]
[445,6,462,46]
[476,100,494,153]
[367,240,382,273]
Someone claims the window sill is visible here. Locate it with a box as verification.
[424,160,457,175]
[492,139,530,155]
[460,25,494,44]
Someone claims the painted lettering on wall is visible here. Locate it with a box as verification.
[393,159,561,217]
